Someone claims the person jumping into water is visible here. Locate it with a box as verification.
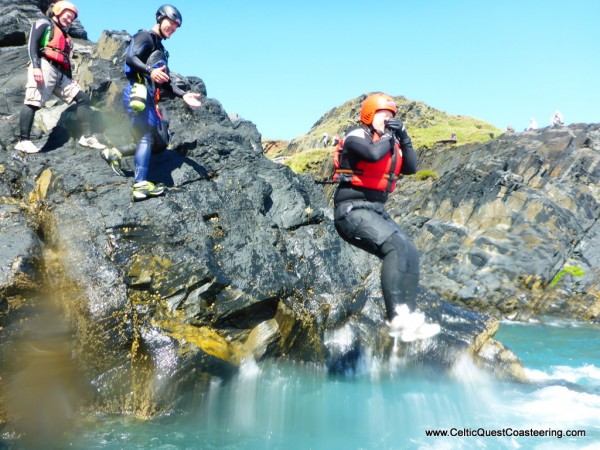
[333,93,440,341]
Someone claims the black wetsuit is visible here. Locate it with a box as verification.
[333,125,419,320]
[124,29,185,97]
[123,29,185,182]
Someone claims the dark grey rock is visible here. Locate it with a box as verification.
[401,124,600,321]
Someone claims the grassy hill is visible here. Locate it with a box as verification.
[266,94,503,176]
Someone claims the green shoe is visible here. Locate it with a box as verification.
[101,147,124,177]
[132,181,165,201]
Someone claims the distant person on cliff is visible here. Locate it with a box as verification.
[550,111,564,128]
[14,1,106,154]
[527,118,537,131]
[110,4,201,201]
[333,93,440,341]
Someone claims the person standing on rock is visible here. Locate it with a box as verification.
[333,93,439,341]
[111,4,201,202]
[550,110,564,128]
[15,1,106,154]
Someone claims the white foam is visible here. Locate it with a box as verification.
[323,323,355,352]
[450,353,494,385]
[524,367,553,383]
[550,364,600,383]
[509,385,600,428]
[238,357,261,379]
[525,364,600,384]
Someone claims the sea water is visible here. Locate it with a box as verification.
[9,320,600,449]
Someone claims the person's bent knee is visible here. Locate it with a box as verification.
[73,90,91,107]
[23,104,41,112]
[380,232,404,257]
[379,232,419,270]
[24,100,42,110]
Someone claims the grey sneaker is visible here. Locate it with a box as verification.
[101,147,125,177]
[78,134,106,150]
[132,181,165,201]
[15,140,40,154]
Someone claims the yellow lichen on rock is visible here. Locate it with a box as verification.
[156,319,244,364]
[28,168,53,203]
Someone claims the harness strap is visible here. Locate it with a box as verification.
[334,169,400,180]
[335,168,362,175]
[43,46,69,58]
[153,87,163,120]
[387,137,399,191]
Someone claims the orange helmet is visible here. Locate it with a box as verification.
[360,93,397,125]
[52,1,78,19]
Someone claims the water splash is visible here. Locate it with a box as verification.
[6,323,599,449]
[526,364,600,385]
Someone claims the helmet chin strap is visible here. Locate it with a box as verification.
[361,122,377,138]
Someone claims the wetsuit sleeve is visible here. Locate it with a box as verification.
[28,20,51,69]
[398,129,417,174]
[125,32,154,76]
[126,31,185,98]
[344,130,395,162]
[162,80,186,98]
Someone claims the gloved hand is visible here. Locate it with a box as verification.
[385,118,405,135]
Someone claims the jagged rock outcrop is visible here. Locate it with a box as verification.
[407,125,600,321]
[262,139,289,159]
[0,1,565,425]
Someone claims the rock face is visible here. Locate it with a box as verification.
[406,125,600,322]
[2,0,594,423]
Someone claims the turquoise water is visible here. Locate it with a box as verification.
[9,321,600,449]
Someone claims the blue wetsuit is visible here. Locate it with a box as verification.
[123,29,185,183]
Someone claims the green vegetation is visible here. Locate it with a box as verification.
[284,148,331,174]
[550,266,585,287]
[409,115,499,149]
[271,94,503,176]
[415,170,438,181]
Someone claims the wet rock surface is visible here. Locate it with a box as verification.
[404,125,600,322]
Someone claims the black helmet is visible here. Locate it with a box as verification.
[156,4,182,27]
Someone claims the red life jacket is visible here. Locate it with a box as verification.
[40,23,71,72]
[333,128,403,193]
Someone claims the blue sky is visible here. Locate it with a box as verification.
[77,0,600,140]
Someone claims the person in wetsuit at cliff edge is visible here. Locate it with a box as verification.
[333,93,440,341]
[15,1,106,154]
[107,4,201,201]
